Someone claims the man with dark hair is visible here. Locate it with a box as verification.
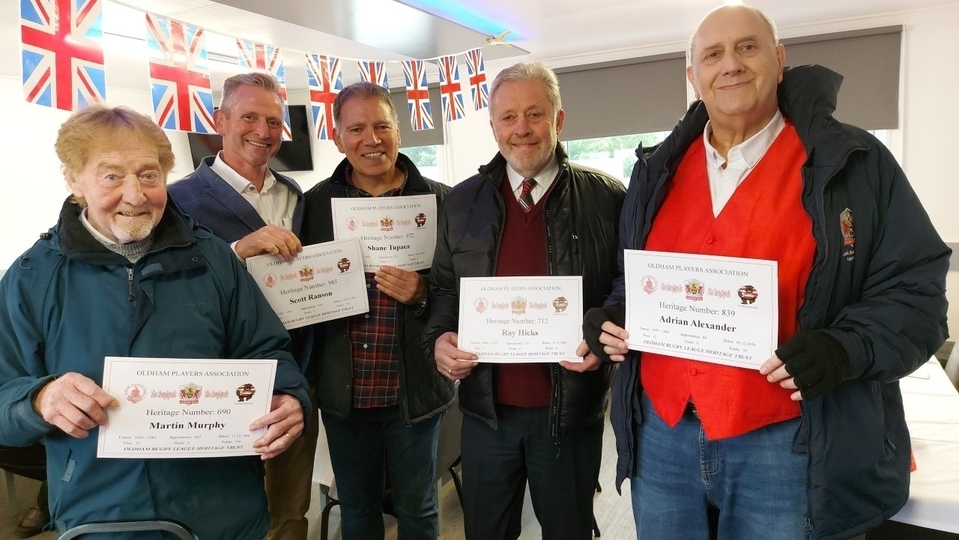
[424,61,625,540]
[583,5,949,539]
[301,81,451,540]
[168,72,317,540]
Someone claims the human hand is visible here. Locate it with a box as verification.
[250,394,305,460]
[234,225,302,262]
[760,330,850,400]
[33,373,118,438]
[582,305,630,363]
[562,342,603,372]
[374,266,427,305]
[434,332,478,381]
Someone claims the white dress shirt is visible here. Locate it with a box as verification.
[210,153,296,230]
[505,156,560,206]
[703,110,785,217]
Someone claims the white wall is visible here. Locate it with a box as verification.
[2,4,958,338]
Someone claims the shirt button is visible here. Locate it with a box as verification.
[366,283,371,288]
[364,314,370,319]
[705,237,715,244]
[688,368,698,376]
[363,343,369,349]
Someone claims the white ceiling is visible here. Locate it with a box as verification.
[4,0,959,93]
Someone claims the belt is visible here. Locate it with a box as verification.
[684,402,700,420]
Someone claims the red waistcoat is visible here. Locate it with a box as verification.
[642,122,816,440]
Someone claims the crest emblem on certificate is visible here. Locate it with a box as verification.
[179,383,202,405]
[264,273,277,288]
[236,383,256,402]
[474,297,488,313]
[552,296,569,313]
[641,275,658,294]
[124,384,147,404]
[684,279,705,302]
[511,296,528,315]
[337,257,352,273]
[737,285,759,305]
[415,213,427,227]
[380,215,394,231]
[299,266,315,282]
[347,217,358,231]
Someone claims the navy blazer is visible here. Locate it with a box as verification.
[168,156,309,373]
[168,156,305,242]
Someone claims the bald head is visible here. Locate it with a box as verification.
[688,5,779,62]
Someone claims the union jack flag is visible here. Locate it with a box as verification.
[402,60,433,132]
[464,48,489,111]
[20,0,105,112]
[145,13,215,134]
[236,39,292,141]
[357,60,389,90]
[306,54,343,140]
[437,54,466,122]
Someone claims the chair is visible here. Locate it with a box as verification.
[436,387,465,512]
[945,343,959,390]
[58,520,197,540]
[0,443,46,518]
[3,468,17,517]
[318,388,464,540]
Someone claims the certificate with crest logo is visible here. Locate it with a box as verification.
[624,250,778,369]
[330,194,437,271]
[97,357,276,458]
[457,276,583,363]
[246,239,369,329]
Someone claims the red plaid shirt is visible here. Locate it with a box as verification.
[344,164,407,408]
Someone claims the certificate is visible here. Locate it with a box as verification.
[246,239,369,329]
[624,250,778,369]
[97,357,277,459]
[330,194,437,271]
[457,276,583,363]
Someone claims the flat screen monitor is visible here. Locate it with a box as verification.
[186,104,314,171]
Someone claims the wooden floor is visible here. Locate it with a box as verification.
[0,414,634,539]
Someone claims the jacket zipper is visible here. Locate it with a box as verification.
[545,169,563,439]
[127,267,136,305]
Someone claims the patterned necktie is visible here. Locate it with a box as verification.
[519,178,537,213]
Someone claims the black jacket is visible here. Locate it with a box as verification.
[608,65,950,540]
[425,145,626,436]
[301,153,453,424]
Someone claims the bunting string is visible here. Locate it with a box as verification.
[18,0,500,138]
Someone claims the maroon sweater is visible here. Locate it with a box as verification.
[494,179,551,407]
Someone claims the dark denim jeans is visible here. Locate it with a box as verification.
[632,393,810,540]
[323,406,440,540]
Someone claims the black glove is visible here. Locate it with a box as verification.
[775,330,850,400]
[583,304,626,364]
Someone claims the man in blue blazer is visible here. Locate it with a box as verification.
[168,72,318,540]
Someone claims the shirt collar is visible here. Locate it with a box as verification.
[344,161,408,197]
[505,154,560,193]
[210,152,277,194]
[703,110,785,171]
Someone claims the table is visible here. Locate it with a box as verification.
[889,358,959,533]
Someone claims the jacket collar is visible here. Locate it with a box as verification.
[54,197,198,266]
[328,153,432,194]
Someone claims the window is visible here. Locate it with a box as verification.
[401,144,440,180]
[564,132,669,186]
